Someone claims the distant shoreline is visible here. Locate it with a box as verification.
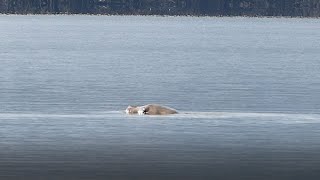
[1,13,319,19]
[1,0,319,18]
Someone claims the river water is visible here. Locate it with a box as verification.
[1,15,320,180]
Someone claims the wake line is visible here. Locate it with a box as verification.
[175,111,320,121]
[0,111,320,121]
[0,111,123,119]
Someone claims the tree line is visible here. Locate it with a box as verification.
[0,0,319,17]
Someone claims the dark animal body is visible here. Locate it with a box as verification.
[125,104,178,115]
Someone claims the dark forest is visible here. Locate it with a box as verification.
[0,0,319,17]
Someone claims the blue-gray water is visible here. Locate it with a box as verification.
[1,15,320,180]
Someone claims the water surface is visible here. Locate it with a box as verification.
[1,15,320,180]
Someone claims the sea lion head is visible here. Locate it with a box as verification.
[125,105,146,115]
[125,106,138,114]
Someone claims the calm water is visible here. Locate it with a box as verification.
[1,15,320,180]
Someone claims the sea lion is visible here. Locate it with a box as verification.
[125,104,178,115]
